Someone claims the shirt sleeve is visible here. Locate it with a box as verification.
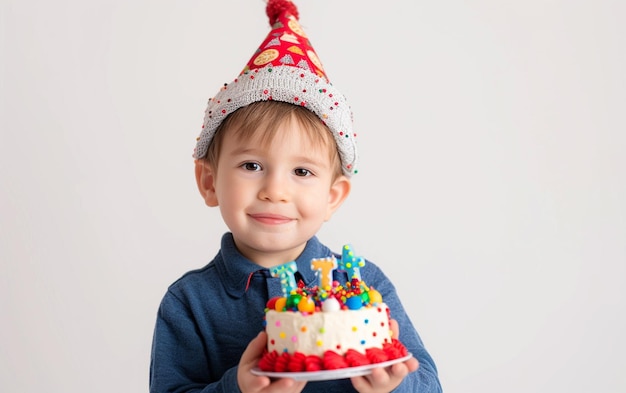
[149,289,242,393]
[364,263,443,393]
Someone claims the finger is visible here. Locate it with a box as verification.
[265,378,307,393]
[351,366,392,393]
[389,362,410,379]
[238,332,271,392]
[350,374,373,393]
[386,356,419,379]
[403,356,420,373]
[244,375,271,393]
[240,331,267,369]
[389,318,399,339]
[351,359,418,393]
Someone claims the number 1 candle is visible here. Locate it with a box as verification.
[311,256,337,290]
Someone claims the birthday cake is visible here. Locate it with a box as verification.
[258,245,409,372]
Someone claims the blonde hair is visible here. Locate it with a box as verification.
[205,101,343,178]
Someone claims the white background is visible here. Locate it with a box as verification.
[2,0,625,392]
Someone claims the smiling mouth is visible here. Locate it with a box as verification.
[249,213,293,225]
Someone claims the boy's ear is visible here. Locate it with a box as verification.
[325,176,351,221]
[194,160,219,207]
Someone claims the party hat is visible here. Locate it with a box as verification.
[193,0,357,176]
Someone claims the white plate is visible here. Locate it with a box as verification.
[251,353,412,381]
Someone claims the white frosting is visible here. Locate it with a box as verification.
[265,303,392,356]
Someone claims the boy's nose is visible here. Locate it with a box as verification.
[258,174,289,202]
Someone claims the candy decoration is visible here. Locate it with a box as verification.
[345,296,363,310]
[321,296,341,312]
[297,296,315,313]
[311,256,337,290]
[270,261,298,296]
[274,297,287,311]
[367,288,383,304]
[266,296,281,310]
[338,244,365,281]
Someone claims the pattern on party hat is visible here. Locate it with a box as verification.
[241,0,328,81]
[193,0,358,176]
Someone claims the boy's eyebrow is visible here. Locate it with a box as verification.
[228,146,329,167]
[292,155,327,167]
[227,144,269,157]
[229,146,258,155]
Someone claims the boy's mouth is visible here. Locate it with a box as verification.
[249,213,293,225]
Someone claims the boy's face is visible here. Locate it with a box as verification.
[196,116,350,267]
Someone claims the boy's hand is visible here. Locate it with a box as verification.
[350,319,419,393]
[237,331,307,393]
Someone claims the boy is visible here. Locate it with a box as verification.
[150,1,441,392]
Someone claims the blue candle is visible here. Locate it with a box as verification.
[338,244,365,281]
[269,261,298,296]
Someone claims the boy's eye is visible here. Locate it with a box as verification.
[294,168,312,177]
[242,162,262,171]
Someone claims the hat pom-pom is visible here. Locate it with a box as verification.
[266,0,299,25]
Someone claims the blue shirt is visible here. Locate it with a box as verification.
[150,233,441,392]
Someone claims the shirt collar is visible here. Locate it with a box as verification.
[214,232,334,298]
